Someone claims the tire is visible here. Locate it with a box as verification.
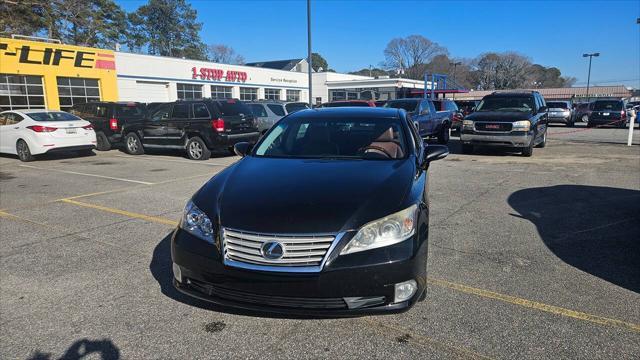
[186,136,211,161]
[437,123,450,145]
[462,144,474,154]
[536,131,547,148]
[567,121,574,127]
[95,131,111,151]
[522,137,534,157]
[587,122,594,128]
[16,139,34,162]
[581,114,589,123]
[78,149,94,156]
[124,132,144,155]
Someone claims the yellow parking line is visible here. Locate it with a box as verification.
[59,199,178,226]
[428,278,640,333]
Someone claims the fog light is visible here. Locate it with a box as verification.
[172,263,182,283]
[394,280,417,303]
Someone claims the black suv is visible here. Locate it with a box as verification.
[123,99,259,160]
[460,91,548,157]
[587,100,627,128]
[70,102,147,151]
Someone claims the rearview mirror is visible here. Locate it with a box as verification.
[424,145,449,164]
[233,142,252,157]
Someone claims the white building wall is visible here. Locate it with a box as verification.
[312,72,373,104]
[115,52,309,102]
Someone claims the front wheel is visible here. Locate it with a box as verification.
[16,139,34,162]
[581,115,589,123]
[186,136,211,161]
[437,124,450,144]
[95,131,111,151]
[124,132,144,155]
[535,131,547,148]
[522,137,534,157]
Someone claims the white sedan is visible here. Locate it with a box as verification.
[0,109,97,162]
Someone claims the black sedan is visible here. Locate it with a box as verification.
[171,107,448,315]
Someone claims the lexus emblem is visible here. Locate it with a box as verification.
[261,241,284,260]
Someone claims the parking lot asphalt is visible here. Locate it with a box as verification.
[1,125,639,359]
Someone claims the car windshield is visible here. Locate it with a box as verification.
[547,102,568,109]
[385,100,419,112]
[254,116,407,160]
[285,103,309,113]
[216,99,252,116]
[476,96,534,112]
[593,101,623,111]
[27,112,81,121]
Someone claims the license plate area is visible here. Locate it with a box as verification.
[65,128,77,134]
[603,112,610,116]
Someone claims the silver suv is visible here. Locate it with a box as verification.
[247,100,310,134]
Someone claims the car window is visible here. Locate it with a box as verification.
[385,100,419,112]
[547,102,568,109]
[593,101,623,111]
[0,113,7,125]
[151,104,172,121]
[215,99,251,116]
[116,104,145,118]
[249,104,268,117]
[27,112,80,121]
[267,104,286,116]
[476,96,534,112]
[4,113,23,125]
[285,103,309,113]
[172,104,190,119]
[192,103,211,118]
[254,116,408,160]
[95,104,109,118]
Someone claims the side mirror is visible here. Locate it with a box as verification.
[470,106,476,112]
[233,142,252,157]
[538,106,547,113]
[423,145,449,165]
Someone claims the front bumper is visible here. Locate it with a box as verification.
[548,115,572,124]
[460,131,532,147]
[171,227,427,316]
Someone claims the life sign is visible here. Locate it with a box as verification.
[191,67,247,82]
[0,42,115,70]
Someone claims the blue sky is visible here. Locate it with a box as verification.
[117,0,640,88]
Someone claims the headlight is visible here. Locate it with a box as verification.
[181,200,214,243]
[463,119,474,128]
[512,120,531,131]
[341,204,418,255]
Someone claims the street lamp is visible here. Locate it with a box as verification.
[307,0,313,106]
[582,52,599,103]
[450,61,461,99]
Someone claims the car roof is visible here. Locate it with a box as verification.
[486,92,536,97]
[388,98,421,102]
[2,109,68,114]
[290,107,401,118]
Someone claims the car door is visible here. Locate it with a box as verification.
[166,103,190,146]
[144,103,171,145]
[418,100,434,136]
[0,112,25,154]
[533,95,547,141]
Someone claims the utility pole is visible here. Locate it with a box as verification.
[369,65,372,77]
[307,0,313,107]
[450,61,461,100]
[582,52,599,103]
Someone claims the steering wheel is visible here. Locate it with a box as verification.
[358,145,393,158]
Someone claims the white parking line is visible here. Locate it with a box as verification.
[18,164,155,185]
[112,154,230,166]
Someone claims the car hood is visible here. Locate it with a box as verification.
[466,111,533,122]
[197,157,415,234]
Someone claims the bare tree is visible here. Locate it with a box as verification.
[207,44,244,64]
[383,35,448,79]
[471,52,531,90]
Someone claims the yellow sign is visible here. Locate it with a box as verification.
[0,37,118,110]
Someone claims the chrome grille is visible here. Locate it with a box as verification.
[222,228,335,267]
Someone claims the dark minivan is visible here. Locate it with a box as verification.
[123,99,259,160]
[587,100,627,128]
[70,102,147,151]
[460,91,548,156]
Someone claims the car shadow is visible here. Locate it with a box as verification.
[150,232,333,319]
[0,150,96,162]
[117,147,235,159]
[27,338,119,360]
[508,185,640,293]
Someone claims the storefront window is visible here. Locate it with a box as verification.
[264,88,281,100]
[211,85,232,99]
[0,74,46,111]
[177,83,202,100]
[240,87,258,101]
[57,77,100,111]
[286,90,301,102]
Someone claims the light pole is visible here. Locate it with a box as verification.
[450,61,461,99]
[582,52,599,103]
[307,0,313,107]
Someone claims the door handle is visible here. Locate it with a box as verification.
[14,127,19,129]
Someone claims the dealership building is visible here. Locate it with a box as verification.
[1,36,634,112]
